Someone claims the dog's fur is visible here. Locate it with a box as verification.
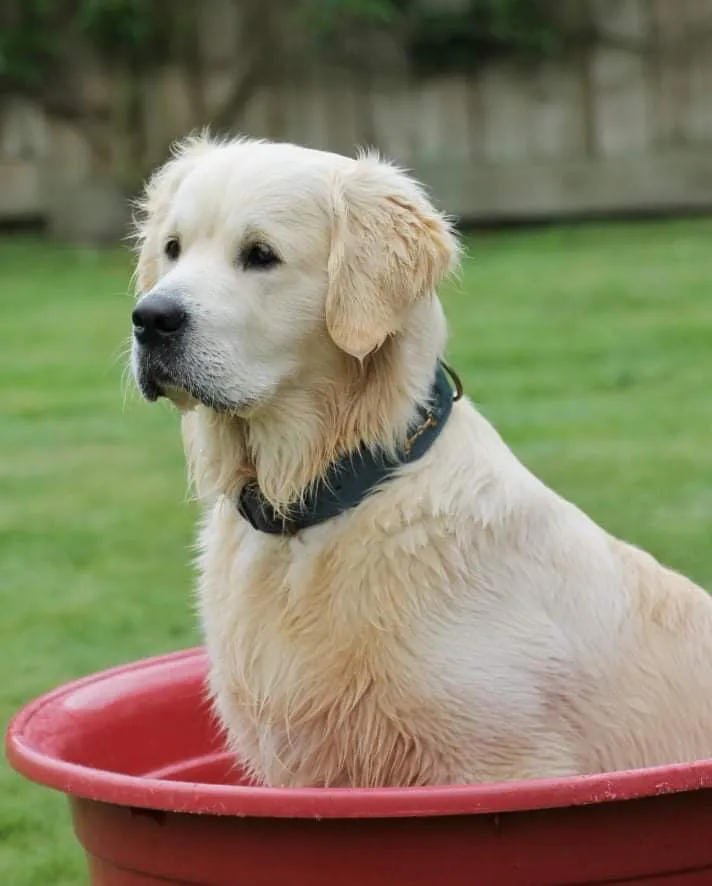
[132,134,712,788]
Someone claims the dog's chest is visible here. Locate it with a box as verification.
[195,504,466,782]
[194,500,588,786]
[199,512,422,689]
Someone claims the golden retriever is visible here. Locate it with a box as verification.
[131,134,712,788]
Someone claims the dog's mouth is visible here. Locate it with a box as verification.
[135,356,174,403]
[135,355,250,415]
[137,367,164,403]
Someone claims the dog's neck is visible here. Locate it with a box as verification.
[183,304,447,512]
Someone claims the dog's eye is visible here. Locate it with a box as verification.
[164,238,181,261]
[242,243,280,270]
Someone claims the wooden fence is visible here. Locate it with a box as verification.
[2,0,712,238]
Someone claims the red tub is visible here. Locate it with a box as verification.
[6,647,712,886]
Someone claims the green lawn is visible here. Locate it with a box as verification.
[2,221,712,883]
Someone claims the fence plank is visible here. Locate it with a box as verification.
[480,63,535,163]
[649,0,691,146]
[589,0,652,156]
[526,60,588,160]
[684,0,712,140]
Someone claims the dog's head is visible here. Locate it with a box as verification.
[131,135,459,416]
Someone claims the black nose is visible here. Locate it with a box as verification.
[132,294,186,346]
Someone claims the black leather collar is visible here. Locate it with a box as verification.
[237,361,461,536]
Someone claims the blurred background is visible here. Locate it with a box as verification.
[3,0,712,238]
[2,1,712,882]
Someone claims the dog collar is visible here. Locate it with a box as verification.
[236,361,462,536]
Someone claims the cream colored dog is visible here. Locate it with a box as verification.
[131,134,712,788]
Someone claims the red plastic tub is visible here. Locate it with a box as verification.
[6,647,712,886]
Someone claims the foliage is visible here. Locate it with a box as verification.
[302,0,563,74]
[0,0,190,97]
[0,0,565,104]
[406,0,562,74]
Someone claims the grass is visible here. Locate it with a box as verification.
[1,220,711,883]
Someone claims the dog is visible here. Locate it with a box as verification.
[131,134,712,788]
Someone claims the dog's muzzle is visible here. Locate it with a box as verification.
[131,292,189,402]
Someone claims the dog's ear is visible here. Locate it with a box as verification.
[133,133,215,294]
[326,154,460,360]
